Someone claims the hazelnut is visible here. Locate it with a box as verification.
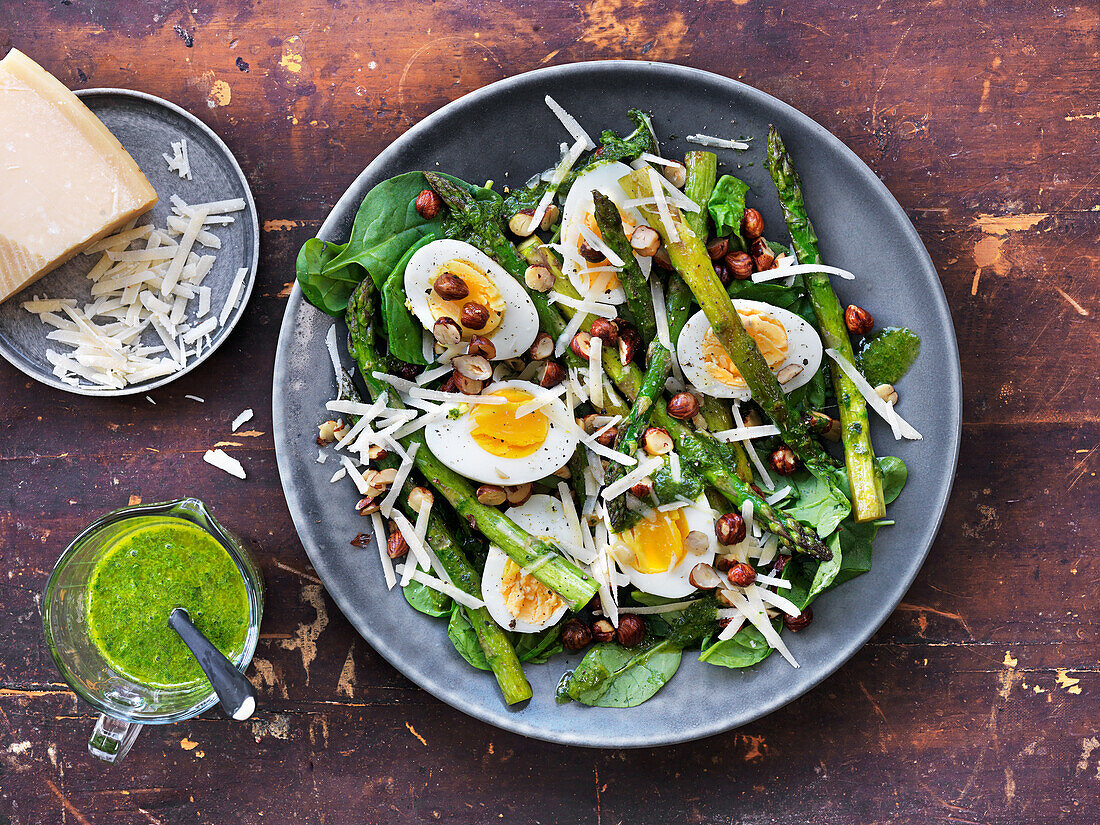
[875,383,898,405]
[504,483,533,506]
[561,618,592,651]
[689,562,723,590]
[685,530,710,555]
[725,561,757,588]
[770,445,798,476]
[616,614,647,647]
[537,360,567,388]
[433,273,469,301]
[452,354,492,381]
[372,467,399,490]
[475,484,507,506]
[396,362,422,381]
[460,302,491,330]
[653,245,673,271]
[317,419,340,444]
[540,204,561,231]
[629,225,661,257]
[666,391,700,420]
[589,318,618,345]
[617,325,643,366]
[407,486,434,513]
[715,554,738,572]
[524,264,555,292]
[661,161,687,189]
[783,608,813,632]
[725,251,754,280]
[713,262,732,286]
[508,209,537,238]
[595,426,618,448]
[529,331,554,360]
[570,330,593,360]
[579,414,602,434]
[591,618,616,644]
[552,464,572,480]
[367,444,389,462]
[715,512,747,545]
[775,363,804,385]
[415,189,443,219]
[741,208,765,240]
[629,477,654,499]
[467,335,496,360]
[452,372,484,395]
[386,523,409,559]
[642,426,674,456]
[845,305,874,335]
[706,237,729,260]
[356,495,380,515]
[772,555,791,573]
[441,371,460,394]
[743,408,764,428]
[822,418,842,442]
[578,241,606,263]
[750,237,776,271]
[432,316,463,347]
[716,590,738,608]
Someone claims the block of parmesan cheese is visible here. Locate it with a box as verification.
[0,49,158,304]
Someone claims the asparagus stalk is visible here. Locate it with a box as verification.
[618,168,829,468]
[346,276,599,606]
[592,190,657,343]
[682,151,717,240]
[765,127,885,522]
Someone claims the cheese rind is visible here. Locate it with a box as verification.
[0,49,158,303]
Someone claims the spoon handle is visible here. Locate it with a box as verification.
[169,608,256,720]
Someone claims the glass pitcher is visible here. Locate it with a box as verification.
[42,497,264,763]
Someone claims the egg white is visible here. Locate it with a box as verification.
[676,300,823,400]
[404,238,539,360]
[608,495,717,599]
[423,379,579,485]
[560,162,652,306]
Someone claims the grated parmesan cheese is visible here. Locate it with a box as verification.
[752,262,856,283]
[685,133,750,150]
[231,408,254,432]
[203,448,245,479]
[825,349,923,440]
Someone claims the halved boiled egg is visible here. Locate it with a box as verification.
[560,162,652,305]
[423,379,579,485]
[404,239,539,359]
[676,300,823,400]
[606,495,717,599]
[481,495,577,633]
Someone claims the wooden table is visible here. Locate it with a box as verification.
[1,2,1096,822]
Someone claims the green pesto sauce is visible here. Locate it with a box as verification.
[86,518,250,688]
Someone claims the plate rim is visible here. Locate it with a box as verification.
[0,87,260,397]
[273,59,963,747]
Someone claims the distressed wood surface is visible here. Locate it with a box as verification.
[1,1,1097,823]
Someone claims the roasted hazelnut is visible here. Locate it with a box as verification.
[396,362,422,381]
[467,335,497,360]
[743,407,764,428]
[629,477,654,499]
[617,326,643,366]
[504,483,533,506]
[562,619,592,651]
[356,495,380,515]
[629,225,661,257]
[784,608,813,632]
[726,561,757,588]
[317,419,340,444]
[875,383,898,405]
[822,418,842,442]
[616,614,647,647]
[713,262,733,286]
[433,272,469,301]
[529,331,554,360]
[407,486,434,513]
[537,360,567,388]
[386,523,409,559]
[715,554,737,573]
[460,302,490,330]
[578,240,606,263]
[770,445,797,475]
[685,530,709,555]
[371,467,399,491]
[642,426,674,456]
[667,391,701,420]
[508,209,537,237]
[653,245,673,271]
[595,425,618,448]
[706,237,729,260]
[741,207,765,240]
[452,353,492,381]
[772,555,791,573]
[415,189,443,219]
[540,204,561,231]
[775,363,804,385]
[367,444,389,462]
[432,316,463,347]
[591,618,616,644]
[715,512,747,545]
[689,562,723,590]
[439,372,460,394]
[552,464,572,480]
[590,318,618,345]
[570,330,593,360]
[524,264,555,292]
[476,484,507,506]
[661,161,687,189]
[750,237,776,271]
[845,304,874,335]
[725,251,754,280]
[452,372,484,395]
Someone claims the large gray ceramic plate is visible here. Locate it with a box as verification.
[273,61,961,747]
[0,89,259,396]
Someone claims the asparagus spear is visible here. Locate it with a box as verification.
[765,126,885,522]
[618,168,830,468]
[592,190,657,343]
[346,276,599,606]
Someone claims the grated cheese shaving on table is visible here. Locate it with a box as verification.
[685,133,750,150]
[231,408,254,432]
[203,448,245,479]
[824,349,923,440]
[218,267,249,325]
[185,394,204,403]
[315,449,327,464]
[329,467,347,483]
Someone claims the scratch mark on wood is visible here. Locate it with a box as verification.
[1053,286,1090,316]
[275,560,323,584]
[1064,111,1100,121]
[405,721,427,746]
[45,779,92,825]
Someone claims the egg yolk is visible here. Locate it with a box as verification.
[574,211,630,292]
[702,308,789,389]
[427,259,504,336]
[618,508,690,574]
[500,558,566,625]
[470,388,549,458]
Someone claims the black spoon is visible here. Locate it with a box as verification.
[168,607,256,720]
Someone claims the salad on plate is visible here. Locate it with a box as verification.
[296,99,922,708]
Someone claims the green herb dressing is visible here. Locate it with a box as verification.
[86,518,250,688]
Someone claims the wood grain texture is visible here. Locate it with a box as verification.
[0,1,1097,823]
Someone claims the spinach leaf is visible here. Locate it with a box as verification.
[708,175,750,247]
[403,580,452,618]
[296,238,365,317]
[785,467,851,539]
[878,456,908,504]
[514,626,564,664]
[447,604,490,671]
[857,327,921,386]
[380,235,435,364]
[565,640,681,707]
[699,623,775,668]
[834,519,879,586]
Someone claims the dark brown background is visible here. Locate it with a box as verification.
[1,1,1097,823]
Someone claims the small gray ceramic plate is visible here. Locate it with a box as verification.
[272,61,962,747]
[0,89,259,396]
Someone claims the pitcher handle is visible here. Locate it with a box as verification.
[88,714,142,763]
